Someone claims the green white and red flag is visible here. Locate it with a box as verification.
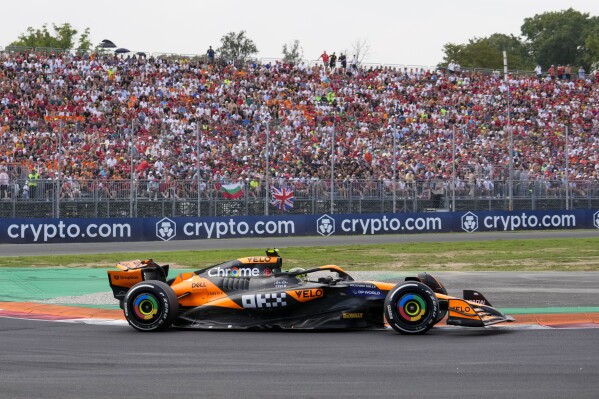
[221,183,244,199]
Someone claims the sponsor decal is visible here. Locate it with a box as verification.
[294,289,324,299]
[113,274,140,281]
[191,281,207,289]
[450,305,473,314]
[208,266,261,277]
[274,280,288,288]
[5,221,132,243]
[594,211,599,229]
[350,288,384,298]
[342,312,364,319]
[287,288,324,302]
[245,257,273,263]
[242,293,287,309]
[461,212,478,233]
[349,283,378,289]
[263,268,272,277]
[468,299,486,305]
[317,214,335,236]
[156,217,176,241]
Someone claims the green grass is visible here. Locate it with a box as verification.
[2,237,599,271]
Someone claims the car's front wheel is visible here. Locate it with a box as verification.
[384,282,439,335]
[123,280,178,332]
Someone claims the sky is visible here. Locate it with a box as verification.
[2,1,599,67]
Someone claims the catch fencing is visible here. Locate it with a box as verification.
[0,178,598,219]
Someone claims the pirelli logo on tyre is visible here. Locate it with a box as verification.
[594,211,599,229]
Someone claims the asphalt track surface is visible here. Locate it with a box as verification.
[1,230,599,398]
[0,317,598,399]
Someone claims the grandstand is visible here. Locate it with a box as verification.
[0,47,598,218]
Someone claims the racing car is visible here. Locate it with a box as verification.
[107,249,514,334]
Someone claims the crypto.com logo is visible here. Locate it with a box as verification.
[594,211,599,229]
[461,212,479,233]
[317,215,335,236]
[156,217,177,241]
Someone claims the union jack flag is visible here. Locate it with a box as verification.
[271,187,294,211]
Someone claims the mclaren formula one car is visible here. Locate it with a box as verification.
[107,249,514,334]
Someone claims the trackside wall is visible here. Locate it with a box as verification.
[1,210,598,244]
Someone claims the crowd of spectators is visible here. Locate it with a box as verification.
[0,49,598,201]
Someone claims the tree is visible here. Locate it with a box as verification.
[581,24,599,68]
[351,38,371,65]
[8,23,92,51]
[440,9,599,71]
[217,30,258,62]
[282,39,303,64]
[77,27,93,53]
[441,34,534,71]
[521,8,599,69]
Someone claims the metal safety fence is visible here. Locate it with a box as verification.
[0,178,598,219]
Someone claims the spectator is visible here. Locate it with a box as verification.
[557,64,565,79]
[448,60,456,74]
[27,169,39,200]
[207,46,215,64]
[535,64,542,80]
[319,50,329,67]
[329,52,337,69]
[0,48,596,201]
[548,65,555,79]
[147,172,159,201]
[339,53,347,69]
[0,167,9,199]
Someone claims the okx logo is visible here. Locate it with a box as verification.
[156,217,177,241]
[461,212,478,233]
[317,214,335,236]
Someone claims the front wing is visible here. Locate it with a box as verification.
[444,297,515,327]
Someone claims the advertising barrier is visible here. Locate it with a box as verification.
[1,210,598,244]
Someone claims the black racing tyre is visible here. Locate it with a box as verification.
[418,272,448,325]
[123,280,179,332]
[384,282,439,335]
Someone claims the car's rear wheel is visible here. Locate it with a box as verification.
[124,280,178,332]
[384,282,439,335]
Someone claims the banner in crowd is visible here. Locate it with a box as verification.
[1,209,598,244]
[271,187,294,211]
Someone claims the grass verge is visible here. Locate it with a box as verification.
[1,237,599,271]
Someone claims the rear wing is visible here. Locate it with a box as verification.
[107,259,170,304]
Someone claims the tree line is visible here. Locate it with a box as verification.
[441,8,599,72]
[6,8,599,71]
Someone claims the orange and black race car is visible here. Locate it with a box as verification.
[107,249,514,334]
